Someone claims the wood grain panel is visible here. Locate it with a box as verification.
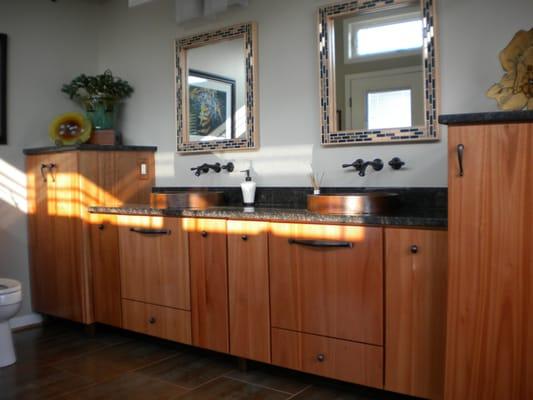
[89,214,122,327]
[118,216,190,310]
[271,328,383,388]
[385,228,447,400]
[446,122,533,400]
[189,219,229,353]
[269,223,383,345]
[113,152,154,204]
[122,299,191,344]
[227,220,270,363]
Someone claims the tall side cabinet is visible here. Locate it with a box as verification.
[443,116,532,400]
[25,147,155,325]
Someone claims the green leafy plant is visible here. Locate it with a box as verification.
[61,69,134,106]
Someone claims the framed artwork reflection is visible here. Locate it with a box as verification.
[187,69,235,142]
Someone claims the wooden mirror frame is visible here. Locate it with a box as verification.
[318,0,439,145]
[175,22,259,153]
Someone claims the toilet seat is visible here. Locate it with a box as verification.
[0,279,21,296]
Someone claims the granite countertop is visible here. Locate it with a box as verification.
[23,144,157,155]
[88,204,447,228]
[439,110,533,125]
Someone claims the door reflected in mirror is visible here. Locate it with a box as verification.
[318,0,439,145]
[334,5,424,131]
[187,38,246,142]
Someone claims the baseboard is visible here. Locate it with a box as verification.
[9,313,43,331]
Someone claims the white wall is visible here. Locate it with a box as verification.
[0,0,100,318]
[96,0,532,188]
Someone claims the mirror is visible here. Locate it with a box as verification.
[176,22,258,153]
[318,0,438,145]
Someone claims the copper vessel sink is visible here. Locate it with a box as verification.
[307,192,399,215]
[151,191,224,209]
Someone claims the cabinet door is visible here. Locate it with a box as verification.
[445,123,533,400]
[385,228,447,400]
[270,223,383,345]
[118,216,190,310]
[227,220,270,362]
[26,153,85,322]
[187,218,229,353]
[89,214,121,327]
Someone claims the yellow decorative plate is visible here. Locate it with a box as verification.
[49,112,92,145]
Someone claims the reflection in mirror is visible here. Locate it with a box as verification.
[176,22,258,153]
[318,0,438,145]
[187,38,245,142]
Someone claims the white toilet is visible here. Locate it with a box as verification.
[0,278,22,368]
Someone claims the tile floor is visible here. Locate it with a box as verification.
[1,320,419,400]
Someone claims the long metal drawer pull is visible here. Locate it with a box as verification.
[457,144,464,177]
[288,239,352,248]
[130,228,171,235]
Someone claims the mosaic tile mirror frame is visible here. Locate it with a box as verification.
[176,22,259,153]
[318,0,439,145]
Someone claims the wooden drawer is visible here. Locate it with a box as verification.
[122,299,191,344]
[272,328,383,388]
[269,223,383,345]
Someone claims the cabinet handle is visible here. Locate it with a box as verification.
[48,163,57,183]
[201,231,208,237]
[40,164,48,182]
[98,224,105,230]
[130,228,171,235]
[457,144,464,177]
[148,317,156,324]
[241,235,248,241]
[410,245,418,254]
[316,353,325,362]
[288,239,352,248]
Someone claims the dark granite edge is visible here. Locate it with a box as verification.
[88,205,447,228]
[439,111,533,125]
[23,144,157,155]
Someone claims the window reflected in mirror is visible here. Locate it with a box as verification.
[318,0,439,145]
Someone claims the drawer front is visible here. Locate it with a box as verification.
[122,299,191,344]
[272,328,383,388]
[270,223,383,345]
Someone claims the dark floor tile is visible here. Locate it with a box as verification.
[60,372,189,400]
[137,350,235,389]
[0,363,94,400]
[291,384,418,400]
[52,340,179,382]
[226,364,309,394]
[177,377,289,400]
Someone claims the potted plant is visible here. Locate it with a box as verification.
[62,70,134,130]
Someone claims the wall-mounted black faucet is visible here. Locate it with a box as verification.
[191,162,234,177]
[342,158,383,177]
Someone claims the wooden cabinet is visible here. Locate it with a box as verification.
[385,228,447,400]
[117,216,190,310]
[26,149,155,324]
[269,223,383,345]
[122,299,191,344]
[187,218,229,353]
[272,328,383,388]
[227,220,270,363]
[445,121,532,400]
[89,214,122,327]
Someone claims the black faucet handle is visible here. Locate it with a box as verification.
[212,163,222,173]
[221,162,234,172]
[388,157,405,170]
[372,158,384,171]
[342,159,364,169]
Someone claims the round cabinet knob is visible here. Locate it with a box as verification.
[316,353,325,362]
[201,231,208,238]
[98,224,105,230]
[241,235,248,241]
[148,317,156,324]
[410,245,418,254]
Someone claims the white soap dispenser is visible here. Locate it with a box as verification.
[240,169,256,206]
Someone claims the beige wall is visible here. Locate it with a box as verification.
[0,0,100,319]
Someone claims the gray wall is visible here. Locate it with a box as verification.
[0,0,100,319]
[96,0,532,188]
